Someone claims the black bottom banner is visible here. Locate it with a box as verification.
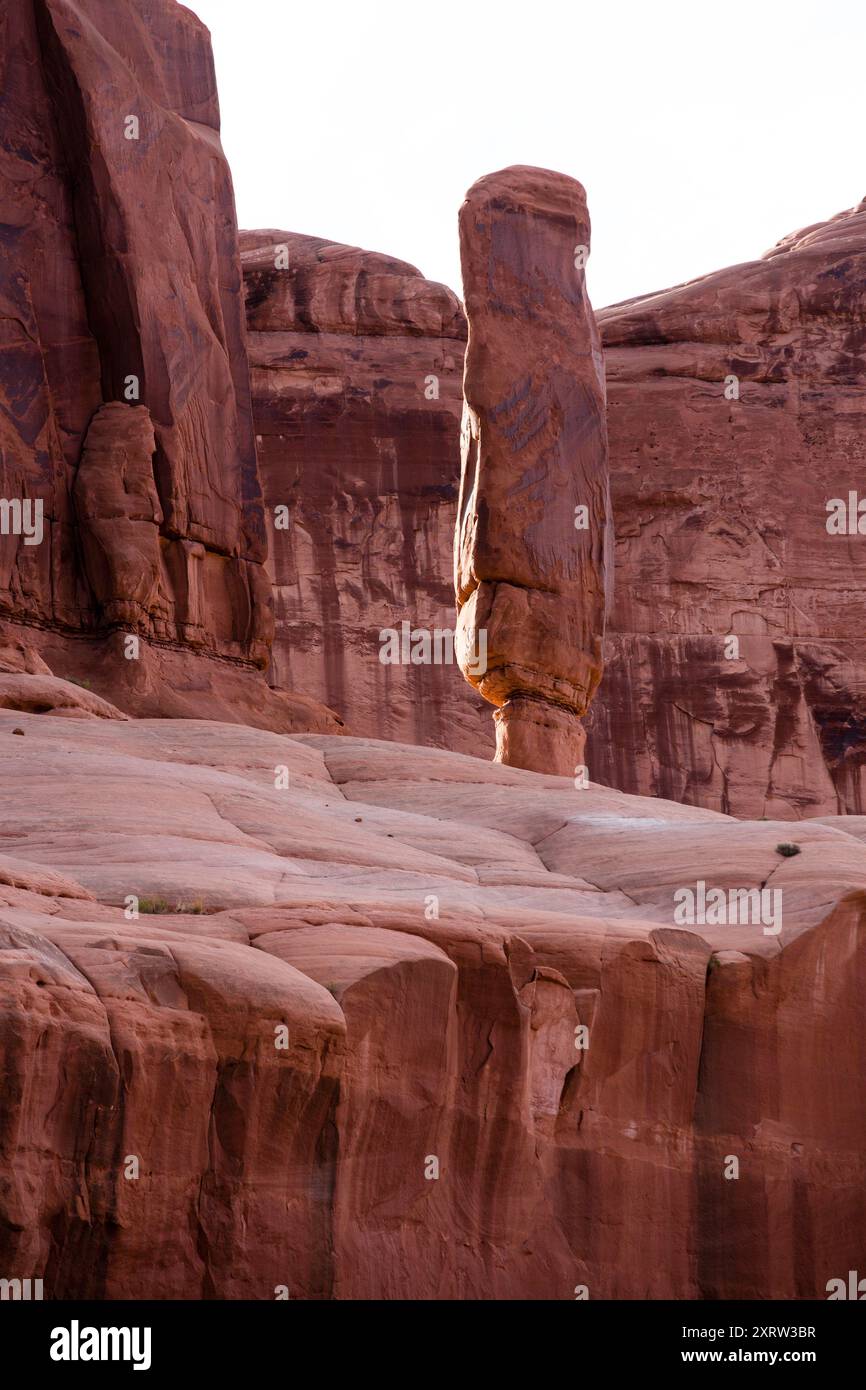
[2,1297,860,1376]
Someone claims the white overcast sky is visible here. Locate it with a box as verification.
[191,0,865,309]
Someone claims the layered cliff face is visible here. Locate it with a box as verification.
[1,702,865,1298]
[0,0,338,732]
[240,230,492,755]
[593,198,866,818]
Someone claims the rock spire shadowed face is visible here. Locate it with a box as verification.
[455,164,613,775]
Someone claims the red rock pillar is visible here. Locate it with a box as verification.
[455,165,612,775]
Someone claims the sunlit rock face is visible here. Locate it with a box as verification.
[593,198,866,817]
[455,166,613,775]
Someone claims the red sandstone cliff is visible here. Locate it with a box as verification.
[594,198,866,818]
[2,0,866,1309]
[0,0,339,732]
[240,230,491,755]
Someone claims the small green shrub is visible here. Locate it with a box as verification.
[137,897,210,915]
[775,842,801,858]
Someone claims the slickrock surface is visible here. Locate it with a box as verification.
[1,702,864,1298]
[593,197,866,817]
[0,0,336,733]
[240,231,490,754]
[456,167,612,774]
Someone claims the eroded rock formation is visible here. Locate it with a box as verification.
[73,404,166,631]
[593,197,866,817]
[1,704,865,1297]
[240,230,490,754]
[2,16,865,1290]
[0,0,338,733]
[455,166,612,775]
[258,192,866,808]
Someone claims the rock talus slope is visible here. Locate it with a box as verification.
[1,704,865,1298]
[456,166,612,774]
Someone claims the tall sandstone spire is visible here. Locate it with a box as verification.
[455,166,613,775]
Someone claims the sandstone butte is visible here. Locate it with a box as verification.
[0,0,865,1304]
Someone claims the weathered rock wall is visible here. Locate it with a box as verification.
[593,198,866,818]
[0,0,338,732]
[241,230,490,754]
